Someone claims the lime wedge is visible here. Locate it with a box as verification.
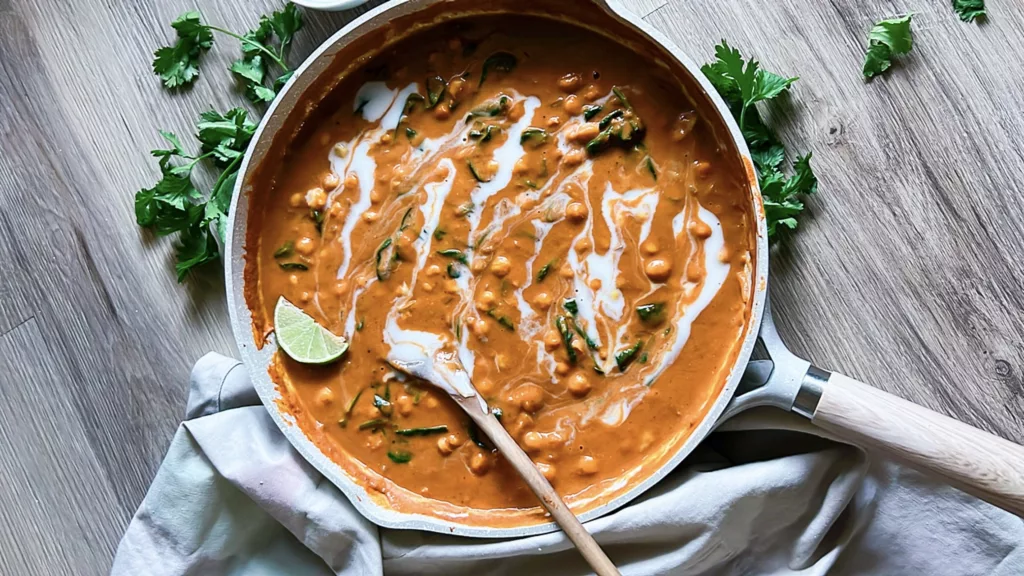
[273,296,349,364]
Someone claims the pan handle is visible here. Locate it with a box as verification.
[804,368,1024,517]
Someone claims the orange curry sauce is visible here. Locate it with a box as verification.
[250,15,755,524]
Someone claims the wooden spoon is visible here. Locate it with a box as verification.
[386,340,620,576]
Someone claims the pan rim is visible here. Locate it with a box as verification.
[225,0,768,538]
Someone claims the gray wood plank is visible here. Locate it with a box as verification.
[0,0,1021,574]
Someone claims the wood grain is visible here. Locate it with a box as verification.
[0,0,1022,573]
[814,372,1024,516]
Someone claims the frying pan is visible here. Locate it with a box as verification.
[225,0,1024,539]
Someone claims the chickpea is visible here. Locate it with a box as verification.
[305,187,327,211]
[333,281,348,296]
[562,149,585,167]
[425,264,442,277]
[395,394,414,417]
[443,280,459,294]
[514,384,545,413]
[510,413,534,436]
[468,451,492,475]
[448,77,466,99]
[645,258,672,282]
[434,101,451,120]
[477,290,497,310]
[298,291,311,304]
[535,461,557,482]
[555,362,571,376]
[559,265,575,279]
[547,116,562,127]
[294,237,316,256]
[543,330,561,351]
[333,143,349,157]
[329,202,343,217]
[533,291,552,310]
[361,211,379,223]
[496,353,511,370]
[475,378,496,395]
[522,431,544,452]
[473,319,491,338]
[565,202,588,222]
[563,94,582,115]
[695,160,713,179]
[322,172,341,189]
[576,238,592,254]
[571,122,601,143]
[288,274,299,286]
[567,372,592,397]
[582,84,602,101]
[718,247,731,264]
[558,72,582,93]
[380,132,393,145]
[514,157,529,174]
[490,256,511,277]
[289,193,304,208]
[447,434,464,448]
[366,434,384,450]
[344,173,359,190]
[641,239,659,255]
[688,220,712,239]
[437,436,454,456]
[588,278,602,291]
[577,455,599,475]
[425,396,440,409]
[314,386,334,407]
[471,259,487,273]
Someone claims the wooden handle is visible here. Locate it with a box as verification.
[812,372,1024,517]
[459,398,620,576]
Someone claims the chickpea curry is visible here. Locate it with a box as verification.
[249,15,756,524]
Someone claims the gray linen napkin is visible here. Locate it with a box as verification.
[111,353,1024,575]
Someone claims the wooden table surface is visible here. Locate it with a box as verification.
[2,0,1023,573]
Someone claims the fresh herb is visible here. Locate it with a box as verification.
[479,52,517,86]
[469,96,510,117]
[636,302,666,324]
[153,5,302,102]
[639,352,648,364]
[469,124,500,142]
[338,389,364,427]
[701,41,818,240]
[310,209,325,235]
[585,106,645,156]
[399,207,414,232]
[556,316,577,364]
[447,262,461,278]
[437,249,469,265]
[952,0,985,22]
[356,317,364,331]
[387,450,413,464]
[569,316,598,350]
[395,425,449,436]
[598,109,624,131]
[375,237,397,281]
[273,241,293,258]
[358,418,388,431]
[456,202,475,217]
[426,75,447,108]
[405,127,417,140]
[615,341,643,371]
[433,228,447,241]
[134,109,256,281]
[487,309,515,331]
[644,156,658,180]
[278,261,308,271]
[467,160,490,182]
[536,260,556,282]
[520,127,548,146]
[563,299,579,315]
[611,86,632,110]
[454,317,463,340]
[372,394,392,416]
[152,11,214,88]
[862,14,914,79]
[582,104,603,121]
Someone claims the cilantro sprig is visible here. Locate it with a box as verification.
[862,14,914,79]
[952,0,986,23]
[701,41,818,239]
[153,3,303,103]
[135,110,256,281]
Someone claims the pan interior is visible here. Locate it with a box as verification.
[232,0,765,534]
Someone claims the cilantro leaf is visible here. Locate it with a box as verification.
[196,108,256,164]
[265,3,303,53]
[702,42,817,241]
[952,0,985,23]
[175,220,220,282]
[862,14,914,79]
[230,4,303,104]
[152,11,214,88]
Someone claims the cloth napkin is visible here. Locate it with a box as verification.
[111,353,1024,575]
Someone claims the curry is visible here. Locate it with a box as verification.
[249,14,756,523]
